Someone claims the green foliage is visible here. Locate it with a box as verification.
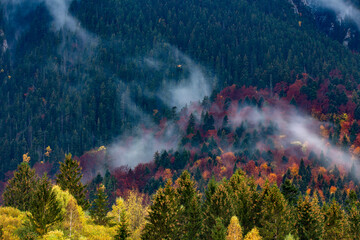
[2,162,37,211]
[56,153,89,210]
[176,171,203,239]
[348,204,360,240]
[281,179,300,205]
[212,218,226,240]
[323,200,350,240]
[257,183,292,240]
[114,221,131,240]
[90,184,111,226]
[28,174,64,235]
[142,180,180,240]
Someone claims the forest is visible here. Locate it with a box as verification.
[2,0,360,239]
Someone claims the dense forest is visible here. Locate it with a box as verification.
[2,0,360,239]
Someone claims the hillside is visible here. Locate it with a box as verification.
[1,0,360,179]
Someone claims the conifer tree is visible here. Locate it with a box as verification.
[244,227,261,240]
[141,180,180,240]
[348,204,360,240]
[295,195,324,240]
[176,171,203,239]
[2,159,37,211]
[323,200,350,240]
[203,183,235,239]
[90,184,111,225]
[258,184,291,240]
[226,216,243,240]
[281,179,299,205]
[227,170,258,234]
[56,153,89,210]
[212,218,227,240]
[114,219,130,240]
[28,174,63,235]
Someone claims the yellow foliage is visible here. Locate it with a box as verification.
[124,190,148,239]
[41,230,66,240]
[0,207,27,240]
[244,227,262,240]
[45,146,52,157]
[81,224,115,240]
[289,163,299,176]
[107,197,127,225]
[23,153,30,163]
[97,146,106,152]
[226,216,243,240]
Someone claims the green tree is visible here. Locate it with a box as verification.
[281,179,300,205]
[2,161,37,211]
[212,218,226,240]
[114,220,130,240]
[141,180,180,240]
[90,184,111,225]
[28,174,64,235]
[295,195,324,240]
[323,200,350,240]
[348,204,360,240]
[56,153,89,210]
[258,184,291,240]
[176,171,203,239]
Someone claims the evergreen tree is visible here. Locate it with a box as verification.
[295,195,324,240]
[56,153,89,210]
[3,160,37,211]
[323,200,350,240]
[348,204,360,240]
[114,220,131,240]
[90,184,111,225]
[142,180,180,240]
[258,184,291,240]
[176,171,203,239]
[28,174,63,235]
[212,218,226,240]
[281,179,299,205]
[226,216,243,240]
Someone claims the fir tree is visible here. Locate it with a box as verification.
[141,180,180,240]
[90,184,111,225]
[212,218,226,240]
[226,216,243,240]
[281,179,299,206]
[176,171,203,239]
[2,161,37,211]
[114,220,131,240]
[28,174,63,235]
[348,204,360,240]
[56,153,89,210]
[295,195,324,240]
[258,184,291,240]
[323,200,350,240]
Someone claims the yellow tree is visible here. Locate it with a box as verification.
[244,227,262,240]
[227,216,243,240]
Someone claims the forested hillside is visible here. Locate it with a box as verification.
[2,0,360,238]
[1,0,360,177]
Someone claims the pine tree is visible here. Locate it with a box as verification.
[176,171,203,239]
[258,184,291,240]
[90,184,111,225]
[227,170,258,234]
[56,153,89,210]
[114,219,130,240]
[323,200,350,240]
[281,179,299,205]
[212,218,226,240]
[244,227,262,240]
[226,216,243,240]
[28,174,64,235]
[141,180,180,240]
[348,204,360,240]
[295,195,324,240]
[2,161,37,211]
